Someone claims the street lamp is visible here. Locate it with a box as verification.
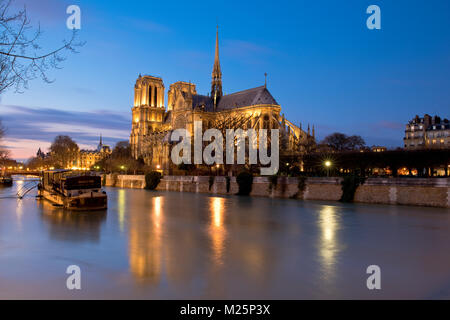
[324,160,332,177]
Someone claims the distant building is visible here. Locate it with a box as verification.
[404,114,450,150]
[76,135,111,169]
[36,148,46,159]
[371,146,387,152]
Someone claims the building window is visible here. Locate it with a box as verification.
[148,86,152,105]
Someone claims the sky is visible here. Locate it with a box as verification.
[1,0,450,160]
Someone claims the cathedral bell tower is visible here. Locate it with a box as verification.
[130,75,165,158]
[211,26,222,110]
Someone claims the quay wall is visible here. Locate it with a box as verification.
[103,174,450,208]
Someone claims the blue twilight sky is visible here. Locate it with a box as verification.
[1,0,450,160]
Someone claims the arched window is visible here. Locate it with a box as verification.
[148,85,152,106]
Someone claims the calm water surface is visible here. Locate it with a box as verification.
[1,176,450,299]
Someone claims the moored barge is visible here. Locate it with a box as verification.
[0,175,13,187]
[38,170,107,210]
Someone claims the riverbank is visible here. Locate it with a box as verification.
[103,174,450,208]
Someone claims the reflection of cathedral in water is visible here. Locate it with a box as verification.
[128,196,163,283]
[127,194,280,289]
[128,195,203,285]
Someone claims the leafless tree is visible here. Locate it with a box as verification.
[211,112,258,174]
[0,0,83,94]
[49,135,79,168]
[321,132,366,151]
[0,119,10,162]
[212,112,256,134]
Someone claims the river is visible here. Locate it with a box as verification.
[1,176,450,299]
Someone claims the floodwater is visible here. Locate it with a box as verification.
[0,175,450,299]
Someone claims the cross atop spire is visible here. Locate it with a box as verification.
[211,25,223,109]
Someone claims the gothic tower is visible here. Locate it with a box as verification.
[130,75,165,158]
[211,26,222,109]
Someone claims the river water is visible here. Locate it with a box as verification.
[0,176,450,299]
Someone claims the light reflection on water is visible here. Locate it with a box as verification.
[209,197,226,266]
[1,176,450,299]
[117,189,126,232]
[318,205,340,280]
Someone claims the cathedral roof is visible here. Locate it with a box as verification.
[217,86,279,110]
[189,86,279,112]
[192,94,215,111]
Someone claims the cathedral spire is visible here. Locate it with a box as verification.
[211,25,223,109]
[97,134,103,151]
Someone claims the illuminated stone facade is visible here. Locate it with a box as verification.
[130,28,315,172]
[76,136,111,169]
[404,114,450,150]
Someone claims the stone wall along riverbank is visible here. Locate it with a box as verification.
[103,174,450,208]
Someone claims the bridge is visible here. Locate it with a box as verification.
[2,170,41,176]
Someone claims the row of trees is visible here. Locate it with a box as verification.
[93,141,146,174]
[26,135,79,169]
[318,132,366,152]
[303,149,450,177]
[26,135,147,174]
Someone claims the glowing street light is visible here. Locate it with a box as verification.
[324,160,332,177]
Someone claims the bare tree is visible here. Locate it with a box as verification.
[212,112,256,134]
[212,112,257,174]
[49,135,79,168]
[0,0,83,94]
[0,119,10,161]
[321,132,366,151]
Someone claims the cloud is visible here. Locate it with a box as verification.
[0,104,131,160]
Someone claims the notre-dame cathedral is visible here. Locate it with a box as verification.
[130,28,316,173]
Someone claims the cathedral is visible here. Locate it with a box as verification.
[130,28,315,173]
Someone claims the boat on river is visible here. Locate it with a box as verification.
[0,175,13,187]
[38,170,107,210]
